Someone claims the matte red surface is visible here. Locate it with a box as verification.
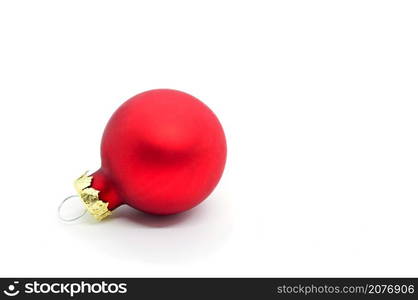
[91,89,227,215]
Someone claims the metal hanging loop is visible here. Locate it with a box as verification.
[58,195,87,222]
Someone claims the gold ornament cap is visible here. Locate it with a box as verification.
[73,172,112,221]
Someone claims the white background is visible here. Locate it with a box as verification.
[0,0,417,277]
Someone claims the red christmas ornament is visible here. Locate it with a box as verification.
[65,89,226,221]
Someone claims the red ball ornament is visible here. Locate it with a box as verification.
[70,89,226,221]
